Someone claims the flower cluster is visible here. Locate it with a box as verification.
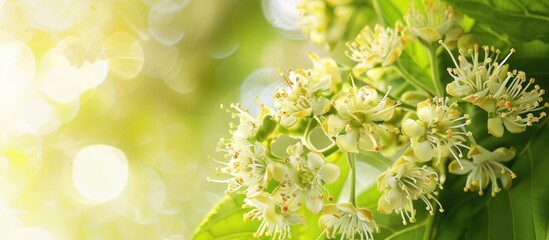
[442,43,548,137]
[274,53,341,128]
[209,0,548,239]
[346,22,409,76]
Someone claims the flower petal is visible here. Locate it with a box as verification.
[323,115,346,137]
[307,152,325,170]
[402,119,423,138]
[336,131,358,153]
[503,117,526,134]
[305,195,323,213]
[318,163,340,184]
[487,117,504,137]
[417,100,433,123]
[413,140,434,162]
[448,159,473,175]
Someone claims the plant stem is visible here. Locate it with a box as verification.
[347,152,357,204]
[371,0,386,26]
[393,62,435,96]
[426,45,444,96]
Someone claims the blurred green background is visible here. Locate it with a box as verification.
[0,0,331,239]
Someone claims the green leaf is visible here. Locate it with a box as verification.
[453,124,549,240]
[193,194,258,240]
[442,0,549,42]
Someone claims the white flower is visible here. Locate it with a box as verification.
[274,53,340,128]
[274,143,340,213]
[402,97,471,163]
[212,104,284,196]
[319,203,379,240]
[213,141,279,196]
[323,86,398,152]
[406,0,462,46]
[377,157,443,225]
[441,43,548,137]
[484,70,547,137]
[244,192,306,239]
[298,0,354,49]
[449,145,516,197]
[346,22,408,76]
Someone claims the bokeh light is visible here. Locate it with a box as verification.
[72,145,128,204]
[0,0,323,239]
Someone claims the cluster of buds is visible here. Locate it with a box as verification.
[442,43,548,137]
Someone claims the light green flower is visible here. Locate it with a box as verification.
[441,43,547,137]
[402,97,471,163]
[298,0,353,49]
[377,157,443,225]
[244,192,306,239]
[406,0,462,46]
[346,22,408,76]
[323,86,397,152]
[319,203,379,240]
[449,145,516,197]
[274,53,340,128]
[213,104,284,196]
[274,143,340,214]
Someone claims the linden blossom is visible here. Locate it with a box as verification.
[402,97,471,165]
[377,155,444,225]
[448,145,516,197]
[319,203,379,240]
[322,85,399,153]
[441,42,548,137]
[405,0,462,46]
[273,142,340,214]
[274,53,341,128]
[243,192,306,239]
[346,22,409,76]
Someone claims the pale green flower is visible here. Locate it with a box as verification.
[377,157,443,225]
[274,53,341,128]
[274,143,340,213]
[346,22,408,76]
[212,104,284,196]
[449,145,516,197]
[441,43,548,137]
[402,97,471,163]
[244,192,306,239]
[298,0,353,49]
[323,86,397,152]
[319,203,379,240]
[406,0,462,46]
